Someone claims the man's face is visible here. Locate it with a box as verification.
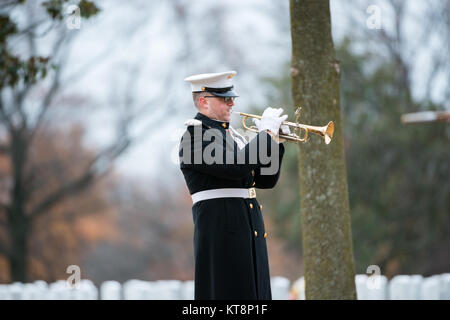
[201,95,235,122]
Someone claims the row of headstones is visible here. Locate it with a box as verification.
[0,280,99,300]
[355,273,450,300]
[0,277,291,300]
[1,274,449,299]
[290,273,450,300]
[106,277,293,300]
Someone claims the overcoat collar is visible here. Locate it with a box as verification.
[195,112,230,130]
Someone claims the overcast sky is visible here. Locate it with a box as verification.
[53,0,445,189]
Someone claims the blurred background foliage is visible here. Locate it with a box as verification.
[0,0,449,284]
[257,37,449,279]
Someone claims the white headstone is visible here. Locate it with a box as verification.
[9,282,24,300]
[289,277,305,300]
[33,280,49,300]
[408,275,424,300]
[100,281,122,300]
[137,281,160,300]
[355,274,368,300]
[271,276,290,300]
[420,276,440,300]
[21,283,41,300]
[0,284,11,300]
[49,280,72,300]
[123,279,152,300]
[71,279,98,300]
[181,280,194,300]
[389,275,414,300]
[154,280,182,300]
[440,273,450,300]
[366,275,388,300]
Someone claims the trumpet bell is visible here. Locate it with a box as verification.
[324,121,334,145]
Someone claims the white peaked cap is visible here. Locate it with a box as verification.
[184,71,238,97]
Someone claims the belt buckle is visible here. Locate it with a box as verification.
[248,187,256,198]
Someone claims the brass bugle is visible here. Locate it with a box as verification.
[233,111,334,144]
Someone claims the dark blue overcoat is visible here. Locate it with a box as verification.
[179,112,285,300]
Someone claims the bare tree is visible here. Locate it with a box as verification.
[0,1,172,282]
[341,0,450,108]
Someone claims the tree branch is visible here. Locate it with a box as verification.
[0,93,14,131]
[0,0,22,9]
[14,83,32,131]
[28,68,61,142]
[29,131,131,220]
[28,30,71,142]
[29,166,96,220]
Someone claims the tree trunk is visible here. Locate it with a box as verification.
[289,0,357,299]
[7,130,31,283]
[8,210,29,283]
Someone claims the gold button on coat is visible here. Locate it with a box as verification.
[254,231,258,237]
[259,205,263,210]
[251,170,255,176]
[249,203,253,209]
[264,233,267,238]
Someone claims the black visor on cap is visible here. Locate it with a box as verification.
[210,90,239,98]
[205,86,239,98]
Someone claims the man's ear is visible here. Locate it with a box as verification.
[199,96,208,109]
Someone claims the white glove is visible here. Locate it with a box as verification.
[276,125,290,143]
[253,107,288,135]
[280,124,291,135]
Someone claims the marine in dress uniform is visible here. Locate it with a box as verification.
[179,71,287,300]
